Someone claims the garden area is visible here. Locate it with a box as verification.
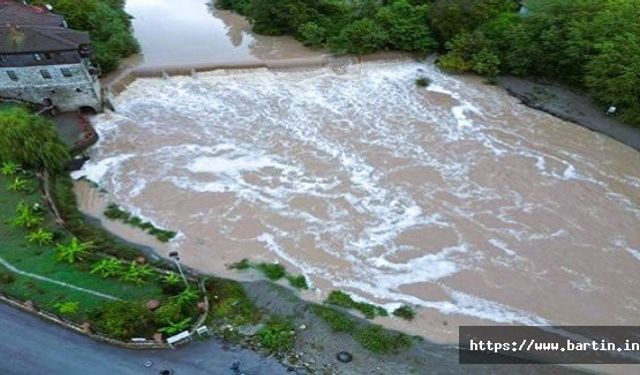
[0,107,202,341]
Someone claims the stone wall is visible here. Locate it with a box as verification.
[0,60,102,112]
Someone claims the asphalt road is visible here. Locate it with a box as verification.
[0,303,288,375]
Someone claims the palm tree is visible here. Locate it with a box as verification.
[120,262,154,284]
[90,257,124,278]
[56,237,94,263]
[26,228,54,246]
[162,272,181,285]
[10,201,43,229]
[8,176,28,192]
[158,317,192,336]
[0,161,18,176]
[172,287,199,308]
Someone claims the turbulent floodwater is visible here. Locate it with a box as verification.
[75,60,640,341]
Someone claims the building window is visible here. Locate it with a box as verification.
[41,69,52,79]
[7,71,18,81]
[34,53,43,62]
[61,68,72,77]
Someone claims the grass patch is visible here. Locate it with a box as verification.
[325,290,388,319]
[312,305,355,333]
[257,317,296,352]
[354,325,412,354]
[104,203,177,243]
[393,305,416,321]
[205,277,261,327]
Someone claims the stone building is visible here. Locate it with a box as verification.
[0,0,103,112]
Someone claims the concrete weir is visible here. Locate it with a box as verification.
[104,52,415,95]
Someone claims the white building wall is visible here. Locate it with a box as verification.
[0,61,102,112]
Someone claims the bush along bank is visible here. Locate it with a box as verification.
[217,0,640,128]
[104,203,177,243]
[229,258,309,290]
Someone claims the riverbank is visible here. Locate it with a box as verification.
[78,186,581,374]
[498,76,640,152]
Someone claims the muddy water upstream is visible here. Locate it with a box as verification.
[126,0,325,68]
[76,57,640,342]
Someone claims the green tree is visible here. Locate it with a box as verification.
[330,18,388,55]
[472,48,500,77]
[26,228,54,246]
[56,237,94,263]
[298,21,326,46]
[0,108,69,172]
[429,0,518,44]
[375,0,435,52]
[48,0,139,73]
[586,33,640,126]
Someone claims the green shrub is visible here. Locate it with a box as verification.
[325,290,387,319]
[0,161,18,176]
[154,301,186,325]
[104,203,176,243]
[90,257,124,278]
[415,77,431,87]
[26,228,55,246]
[257,263,286,281]
[286,274,308,289]
[257,317,295,352]
[312,305,355,333]
[92,301,154,339]
[392,305,416,321]
[0,272,15,285]
[298,22,326,46]
[228,258,251,270]
[0,107,69,172]
[54,301,80,315]
[354,325,412,354]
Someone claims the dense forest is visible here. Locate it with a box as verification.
[216,0,640,127]
[32,0,139,73]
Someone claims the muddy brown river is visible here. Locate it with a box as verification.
[73,0,640,343]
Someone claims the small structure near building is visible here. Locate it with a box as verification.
[0,0,103,112]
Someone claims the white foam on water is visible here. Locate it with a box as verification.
[489,238,516,256]
[71,154,134,183]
